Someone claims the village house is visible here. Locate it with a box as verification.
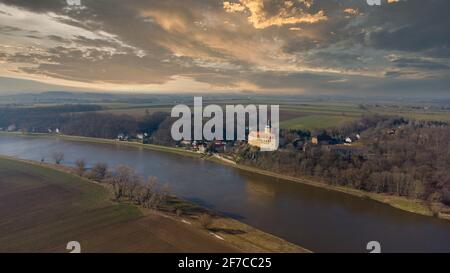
[7,124,16,132]
[175,139,189,148]
[345,134,361,144]
[198,144,206,153]
[191,140,206,151]
[223,142,234,153]
[179,139,192,146]
[137,133,150,143]
[117,133,129,141]
[213,140,226,153]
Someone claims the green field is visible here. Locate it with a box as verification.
[280,115,357,130]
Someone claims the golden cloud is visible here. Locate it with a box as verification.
[223,1,246,13]
[343,8,358,15]
[223,0,327,29]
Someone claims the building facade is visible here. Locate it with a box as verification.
[248,125,278,151]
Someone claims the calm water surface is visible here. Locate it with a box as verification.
[0,135,449,253]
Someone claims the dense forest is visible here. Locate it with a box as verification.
[1,105,449,210]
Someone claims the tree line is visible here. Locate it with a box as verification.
[72,158,213,229]
[73,159,171,210]
[0,105,170,140]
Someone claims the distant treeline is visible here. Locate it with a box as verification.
[0,104,101,131]
[0,105,170,139]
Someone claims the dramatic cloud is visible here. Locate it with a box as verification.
[0,0,448,96]
[223,0,327,29]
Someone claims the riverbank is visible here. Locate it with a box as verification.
[210,155,450,220]
[1,131,448,220]
[1,132,202,158]
[0,154,310,253]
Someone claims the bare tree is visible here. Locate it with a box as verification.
[75,159,86,176]
[199,214,213,230]
[133,177,172,210]
[109,165,141,200]
[443,189,450,206]
[135,177,158,208]
[157,183,171,207]
[103,165,172,210]
[88,163,108,181]
[52,152,64,165]
[135,177,157,207]
[176,208,183,217]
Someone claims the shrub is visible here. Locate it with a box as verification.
[199,214,213,230]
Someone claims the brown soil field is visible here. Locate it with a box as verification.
[0,157,238,253]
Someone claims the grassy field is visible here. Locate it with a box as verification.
[280,114,357,130]
[0,156,308,253]
[92,100,450,131]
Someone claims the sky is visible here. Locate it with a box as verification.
[0,0,449,96]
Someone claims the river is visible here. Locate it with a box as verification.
[0,135,449,253]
